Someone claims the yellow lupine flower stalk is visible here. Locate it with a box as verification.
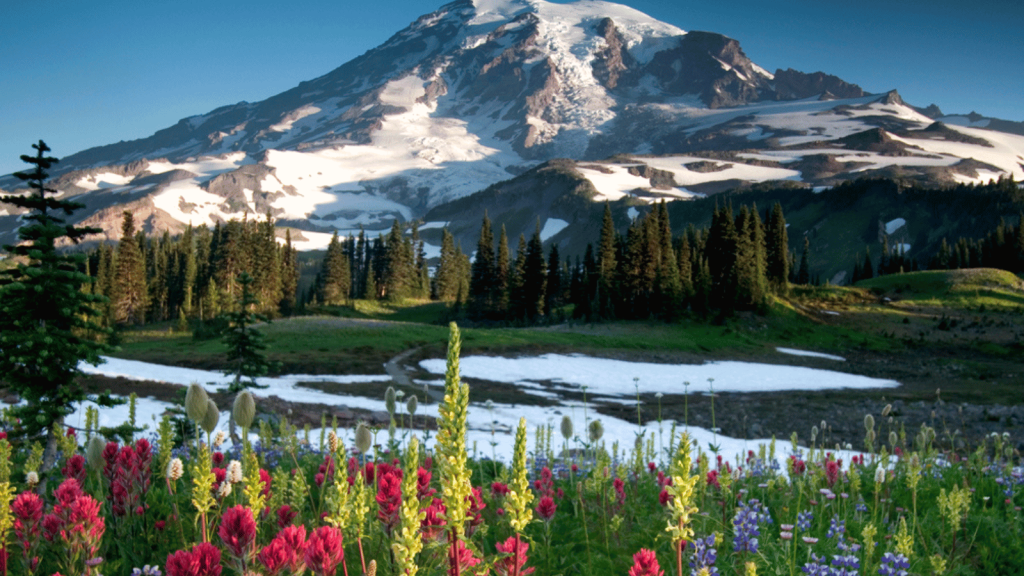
[392,437,425,576]
[242,445,267,528]
[191,442,217,542]
[0,438,16,546]
[665,432,699,547]
[436,323,473,539]
[937,486,971,532]
[507,417,534,533]
[325,438,351,531]
[352,466,371,537]
[895,516,913,558]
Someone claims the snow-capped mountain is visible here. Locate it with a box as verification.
[2,0,1023,250]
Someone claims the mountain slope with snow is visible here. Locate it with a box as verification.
[2,0,1023,249]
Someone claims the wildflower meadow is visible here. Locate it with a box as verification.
[0,323,1021,576]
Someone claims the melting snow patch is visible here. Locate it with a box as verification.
[540,218,568,241]
[885,218,906,235]
[776,347,845,362]
[627,207,639,220]
[419,354,896,395]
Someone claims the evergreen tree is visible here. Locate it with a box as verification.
[705,205,739,313]
[597,203,617,318]
[381,222,414,301]
[0,141,117,464]
[221,271,272,394]
[523,224,547,322]
[112,211,149,325]
[797,237,811,285]
[318,232,351,306]
[433,229,460,301]
[469,213,496,319]
[544,243,562,317]
[509,234,529,320]
[494,225,511,316]
[765,202,789,291]
[279,229,299,316]
[411,221,430,298]
[180,224,198,316]
[862,247,875,280]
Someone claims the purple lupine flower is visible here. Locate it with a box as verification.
[878,552,909,576]
[831,552,859,576]
[801,553,830,576]
[827,515,846,539]
[797,509,813,531]
[732,504,760,553]
[837,537,861,555]
[689,534,719,576]
[855,500,869,513]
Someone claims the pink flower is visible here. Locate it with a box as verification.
[648,462,657,473]
[494,536,534,576]
[259,525,307,576]
[61,455,86,485]
[490,481,510,498]
[421,499,446,541]
[218,506,257,562]
[417,467,436,500]
[628,549,664,576]
[825,460,840,487]
[12,491,44,523]
[447,540,480,576]
[304,526,344,576]
[212,452,224,466]
[466,486,486,532]
[535,496,556,521]
[375,468,402,533]
[658,489,672,507]
[166,542,222,576]
[257,539,291,576]
[276,505,298,528]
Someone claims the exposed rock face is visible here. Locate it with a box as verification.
[772,68,866,100]
[591,18,635,90]
[626,164,678,189]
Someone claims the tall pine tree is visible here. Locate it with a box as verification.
[112,211,149,325]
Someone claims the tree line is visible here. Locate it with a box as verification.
[460,201,797,324]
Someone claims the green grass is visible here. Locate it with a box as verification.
[856,268,1024,309]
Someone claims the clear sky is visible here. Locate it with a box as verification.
[2,0,1021,176]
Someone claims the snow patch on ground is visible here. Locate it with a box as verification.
[419,353,897,397]
[540,218,568,241]
[76,172,134,191]
[776,347,845,362]
[885,218,906,235]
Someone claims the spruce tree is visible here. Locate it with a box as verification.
[279,229,299,315]
[469,213,496,319]
[765,202,789,291]
[494,225,511,316]
[433,229,459,301]
[509,234,528,320]
[112,211,149,325]
[318,232,351,305]
[0,140,117,465]
[222,271,272,393]
[544,243,562,317]
[797,237,811,285]
[523,224,547,322]
[597,203,617,319]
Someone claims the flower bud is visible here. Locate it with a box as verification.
[328,431,338,453]
[86,435,106,469]
[201,399,220,434]
[227,460,243,484]
[888,431,898,447]
[560,415,573,441]
[864,414,874,431]
[355,422,372,454]
[874,465,886,484]
[25,471,39,487]
[881,404,892,417]
[385,387,397,416]
[212,430,226,449]
[406,395,418,416]
[233,390,256,429]
[186,383,210,422]
[367,559,377,576]
[588,420,604,443]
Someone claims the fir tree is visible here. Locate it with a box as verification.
[797,237,811,285]
[0,140,117,466]
[434,229,460,302]
[509,234,528,320]
[318,232,351,306]
[597,203,617,318]
[544,243,562,317]
[494,224,511,316]
[765,202,789,291]
[469,213,496,319]
[523,223,547,321]
[222,271,272,393]
[112,211,149,325]
[279,229,299,316]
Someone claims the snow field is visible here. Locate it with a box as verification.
[77,351,894,467]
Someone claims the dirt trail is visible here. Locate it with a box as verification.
[385,346,443,404]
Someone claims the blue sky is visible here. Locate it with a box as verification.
[2,0,1021,175]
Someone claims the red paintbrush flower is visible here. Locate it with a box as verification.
[447,540,480,576]
[490,481,510,498]
[535,496,556,521]
[466,486,486,533]
[628,549,664,576]
[257,538,291,576]
[193,542,223,576]
[417,467,436,500]
[376,468,402,532]
[304,526,344,576]
[61,455,86,485]
[494,536,534,576]
[218,506,257,562]
[276,505,298,528]
[421,498,447,541]
[825,460,840,487]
